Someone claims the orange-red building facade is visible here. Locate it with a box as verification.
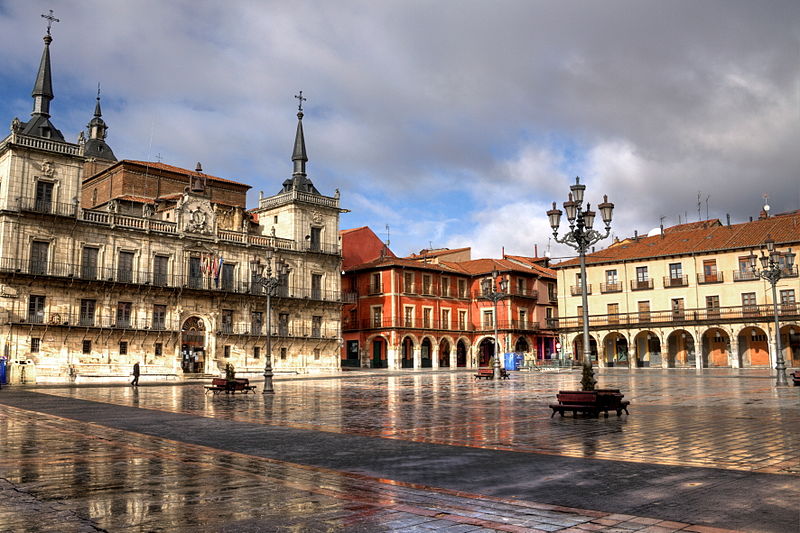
[341,227,559,369]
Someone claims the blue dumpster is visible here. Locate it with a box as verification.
[503,353,523,371]
[0,357,6,385]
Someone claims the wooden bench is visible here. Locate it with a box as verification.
[204,378,257,394]
[474,367,509,380]
[549,389,630,418]
[792,371,800,386]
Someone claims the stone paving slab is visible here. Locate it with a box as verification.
[0,369,797,532]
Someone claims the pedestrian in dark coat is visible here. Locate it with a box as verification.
[131,362,140,386]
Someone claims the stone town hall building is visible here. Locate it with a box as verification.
[0,26,343,383]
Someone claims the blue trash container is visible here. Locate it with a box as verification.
[503,353,519,371]
[0,357,6,385]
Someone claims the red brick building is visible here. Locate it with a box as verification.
[341,227,559,369]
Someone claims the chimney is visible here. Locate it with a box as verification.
[660,223,665,238]
[726,213,731,227]
[534,244,538,257]
[634,230,638,241]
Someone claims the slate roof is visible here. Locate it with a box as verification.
[554,212,800,269]
[122,161,251,188]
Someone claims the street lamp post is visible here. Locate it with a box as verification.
[547,177,614,390]
[749,238,795,387]
[251,249,290,394]
[481,270,509,380]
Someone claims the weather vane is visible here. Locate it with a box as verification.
[41,9,60,35]
[294,91,307,112]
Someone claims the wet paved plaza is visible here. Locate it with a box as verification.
[0,368,797,532]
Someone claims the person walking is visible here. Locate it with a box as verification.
[131,361,140,387]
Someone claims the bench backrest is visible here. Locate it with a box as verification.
[233,378,250,386]
[557,391,597,403]
[477,368,493,374]
[211,378,228,387]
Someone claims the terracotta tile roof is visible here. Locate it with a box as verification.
[663,219,722,233]
[554,212,800,269]
[124,160,251,188]
[406,247,471,259]
[344,256,461,274]
[340,226,369,235]
[115,195,155,204]
[502,255,557,278]
[442,258,555,279]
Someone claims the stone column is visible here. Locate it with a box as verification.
[387,345,400,370]
[413,346,422,369]
[432,344,440,369]
[729,337,740,368]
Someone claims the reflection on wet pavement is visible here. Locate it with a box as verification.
[39,369,800,474]
[0,405,728,532]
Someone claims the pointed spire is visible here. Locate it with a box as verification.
[84,84,116,161]
[292,91,308,176]
[31,31,54,117]
[21,11,64,141]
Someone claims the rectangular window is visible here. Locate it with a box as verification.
[280,347,287,360]
[152,304,166,330]
[423,308,432,328]
[636,266,648,282]
[30,241,49,275]
[310,227,322,252]
[221,263,234,291]
[311,273,322,300]
[28,295,45,323]
[221,310,233,333]
[371,306,382,328]
[31,337,40,353]
[404,306,414,328]
[603,269,620,292]
[736,256,757,281]
[81,247,99,280]
[669,263,683,278]
[370,272,381,294]
[780,289,796,313]
[117,251,134,283]
[441,277,450,297]
[251,311,263,334]
[671,298,685,320]
[119,341,128,355]
[458,310,467,330]
[314,348,320,360]
[34,180,54,213]
[153,255,169,286]
[154,342,162,356]
[80,299,96,326]
[188,256,202,289]
[706,295,720,318]
[422,274,432,295]
[605,270,618,284]
[519,309,527,327]
[638,301,650,322]
[607,302,619,324]
[742,292,757,315]
[82,340,91,354]
[116,302,132,328]
[312,315,322,337]
[278,313,289,336]
[703,259,718,282]
[441,309,450,329]
[223,345,231,358]
[517,278,525,295]
[253,346,260,359]
[404,272,415,294]
[483,309,494,328]
[457,279,467,298]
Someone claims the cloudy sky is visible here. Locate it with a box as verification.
[1,1,798,260]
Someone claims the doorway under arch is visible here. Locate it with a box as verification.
[439,339,451,367]
[401,336,415,368]
[701,328,730,367]
[737,326,769,367]
[456,340,468,367]
[603,333,629,367]
[181,317,206,373]
[666,330,695,368]
[371,336,388,368]
[572,335,598,364]
[633,331,661,367]
[421,337,433,368]
[479,337,495,366]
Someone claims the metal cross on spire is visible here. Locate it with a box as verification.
[41,9,60,35]
[294,91,307,112]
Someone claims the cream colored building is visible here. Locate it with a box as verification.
[0,28,343,384]
[553,217,800,370]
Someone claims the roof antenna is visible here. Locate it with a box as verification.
[697,191,702,222]
[385,224,390,248]
[762,193,770,218]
